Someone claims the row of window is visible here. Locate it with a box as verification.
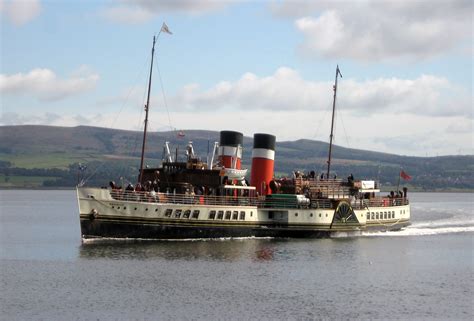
[112,205,158,212]
[111,205,406,222]
[268,212,330,219]
[208,210,250,220]
[367,211,395,220]
[164,209,200,219]
[110,205,253,221]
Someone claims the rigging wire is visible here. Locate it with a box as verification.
[155,61,174,132]
[312,103,331,141]
[80,55,150,186]
[337,107,351,150]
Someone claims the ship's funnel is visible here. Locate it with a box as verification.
[218,131,243,169]
[250,133,276,195]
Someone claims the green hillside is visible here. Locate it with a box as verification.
[0,125,473,191]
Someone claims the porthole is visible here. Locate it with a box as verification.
[134,207,137,211]
[124,207,127,210]
[325,213,328,217]
[145,208,148,211]
[117,207,120,209]
[295,213,298,217]
[155,209,158,212]
[310,213,313,217]
[319,213,322,217]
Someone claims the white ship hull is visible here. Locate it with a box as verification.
[78,187,410,239]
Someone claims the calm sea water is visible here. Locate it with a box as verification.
[0,190,472,320]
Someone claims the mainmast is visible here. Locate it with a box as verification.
[326,65,342,179]
[138,36,156,184]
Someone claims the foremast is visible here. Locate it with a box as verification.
[137,24,173,184]
[139,36,156,184]
[326,65,342,179]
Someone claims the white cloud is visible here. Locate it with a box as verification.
[1,0,41,26]
[272,0,472,61]
[0,66,99,101]
[102,0,229,24]
[101,5,154,24]
[169,67,472,118]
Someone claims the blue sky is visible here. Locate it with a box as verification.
[1,0,472,156]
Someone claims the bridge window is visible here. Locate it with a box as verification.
[192,210,200,219]
[367,212,370,220]
[232,211,238,220]
[217,211,224,219]
[225,211,231,220]
[174,209,182,218]
[183,210,191,218]
[239,211,245,220]
[165,209,172,217]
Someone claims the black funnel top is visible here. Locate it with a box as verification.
[253,133,276,150]
[220,131,243,146]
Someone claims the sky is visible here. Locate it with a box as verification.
[1,0,472,157]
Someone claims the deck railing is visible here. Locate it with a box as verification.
[108,190,408,210]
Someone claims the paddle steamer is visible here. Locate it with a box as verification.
[77,35,411,239]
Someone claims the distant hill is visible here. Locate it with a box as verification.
[1,125,473,191]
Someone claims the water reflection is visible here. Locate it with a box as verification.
[78,237,357,263]
[79,238,287,262]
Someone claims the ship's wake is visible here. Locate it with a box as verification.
[361,215,474,237]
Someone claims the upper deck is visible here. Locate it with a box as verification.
[105,188,408,210]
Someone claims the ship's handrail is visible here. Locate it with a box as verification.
[108,190,408,210]
[110,189,260,207]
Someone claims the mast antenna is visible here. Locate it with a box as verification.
[138,35,157,184]
[326,65,342,179]
[138,23,173,183]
